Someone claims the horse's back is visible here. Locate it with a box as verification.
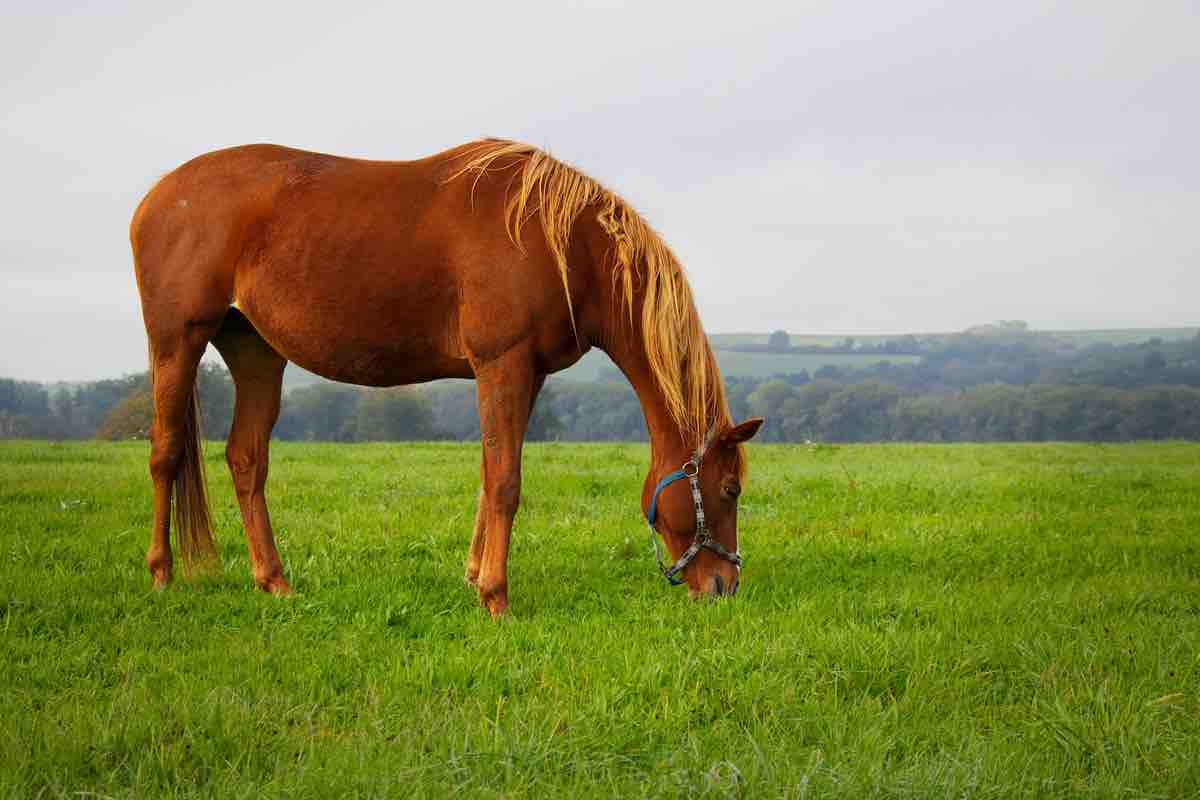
[131,142,590,386]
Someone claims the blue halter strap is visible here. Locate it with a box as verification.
[646,469,688,528]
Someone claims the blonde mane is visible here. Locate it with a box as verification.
[450,139,735,454]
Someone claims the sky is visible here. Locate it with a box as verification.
[2,1,1197,381]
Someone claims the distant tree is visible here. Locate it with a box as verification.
[549,381,646,441]
[815,381,900,442]
[0,378,50,418]
[813,364,843,380]
[352,387,435,440]
[771,370,810,386]
[52,375,145,437]
[746,379,825,442]
[767,330,790,353]
[1143,350,1166,370]
[527,383,564,441]
[723,379,754,421]
[90,364,233,441]
[890,395,956,441]
[967,320,1029,335]
[276,383,361,441]
[423,382,480,440]
[747,380,794,430]
[96,389,154,440]
[959,384,1026,440]
[195,363,235,439]
[0,378,54,438]
[0,411,44,438]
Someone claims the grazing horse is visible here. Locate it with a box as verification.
[130,139,763,616]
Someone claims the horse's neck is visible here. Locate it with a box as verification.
[580,215,701,467]
[601,329,694,470]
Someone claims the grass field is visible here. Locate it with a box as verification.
[2,440,1199,797]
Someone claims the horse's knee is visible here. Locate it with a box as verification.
[225,444,263,496]
[488,473,521,516]
[149,428,183,483]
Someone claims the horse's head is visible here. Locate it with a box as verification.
[643,417,764,599]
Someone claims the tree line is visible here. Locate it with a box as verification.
[4,329,1199,443]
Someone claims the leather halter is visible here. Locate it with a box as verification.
[644,432,742,586]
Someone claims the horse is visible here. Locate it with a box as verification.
[130,138,763,616]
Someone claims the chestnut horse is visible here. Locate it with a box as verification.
[130,139,763,616]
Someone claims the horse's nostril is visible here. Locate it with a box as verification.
[712,574,725,596]
[731,575,739,596]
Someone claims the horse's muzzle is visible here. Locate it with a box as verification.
[708,573,739,597]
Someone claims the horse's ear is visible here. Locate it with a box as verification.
[718,417,764,447]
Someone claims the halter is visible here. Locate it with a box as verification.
[644,431,742,586]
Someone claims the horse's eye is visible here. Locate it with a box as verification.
[723,481,741,499]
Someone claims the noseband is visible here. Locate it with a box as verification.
[644,433,742,586]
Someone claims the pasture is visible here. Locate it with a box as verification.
[2,440,1198,797]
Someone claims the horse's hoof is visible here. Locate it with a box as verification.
[149,564,172,590]
[486,596,509,618]
[478,585,508,618]
[257,575,293,595]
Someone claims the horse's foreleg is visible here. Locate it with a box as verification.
[465,375,544,588]
[472,352,538,617]
[213,312,291,594]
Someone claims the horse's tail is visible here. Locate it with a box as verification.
[172,371,219,571]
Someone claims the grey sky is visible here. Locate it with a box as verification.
[2,1,1197,381]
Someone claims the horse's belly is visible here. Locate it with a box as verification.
[288,343,475,387]
[234,281,473,387]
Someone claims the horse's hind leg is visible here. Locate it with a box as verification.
[212,310,291,594]
[146,334,215,588]
[465,374,544,587]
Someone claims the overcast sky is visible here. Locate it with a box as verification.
[2,1,1197,381]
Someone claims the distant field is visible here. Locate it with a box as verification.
[280,327,1198,391]
[713,327,1199,350]
[1046,327,1200,346]
[2,440,1198,797]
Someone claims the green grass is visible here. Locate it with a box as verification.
[2,441,1199,798]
